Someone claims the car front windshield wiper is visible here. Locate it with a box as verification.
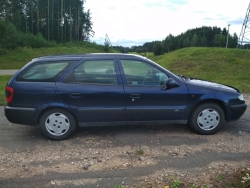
[177,74,190,80]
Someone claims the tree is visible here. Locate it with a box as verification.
[183,37,190,47]
[222,27,227,36]
[0,20,7,45]
[153,43,163,56]
[82,9,95,41]
[11,11,22,30]
[213,34,226,47]
[200,36,207,46]
[162,34,174,53]
[143,41,161,52]
[0,0,95,43]
[228,33,238,48]
[128,26,238,53]
[2,22,18,49]
[191,34,198,46]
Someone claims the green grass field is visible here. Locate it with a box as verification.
[147,47,250,93]
[0,45,115,69]
[0,47,250,105]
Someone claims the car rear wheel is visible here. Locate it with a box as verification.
[189,103,225,134]
[39,108,77,140]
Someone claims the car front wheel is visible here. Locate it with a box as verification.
[189,103,225,134]
[39,108,77,140]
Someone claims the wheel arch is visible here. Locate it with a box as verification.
[37,106,79,127]
[188,99,228,121]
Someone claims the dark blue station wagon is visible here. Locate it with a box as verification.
[5,54,247,140]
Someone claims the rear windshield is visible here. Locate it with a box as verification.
[16,61,75,82]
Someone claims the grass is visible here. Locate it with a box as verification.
[147,47,250,93]
[115,185,126,188]
[116,170,250,187]
[0,44,116,69]
[217,174,223,181]
[167,176,183,188]
[135,147,144,155]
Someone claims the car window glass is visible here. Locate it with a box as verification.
[120,60,168,86]
[74,60,118,85]
[17,61,73,82]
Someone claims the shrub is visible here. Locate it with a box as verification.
[153,43,163,56]
[1,22,19,49]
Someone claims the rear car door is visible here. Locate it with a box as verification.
[57,58,125,125]
[118,58,189,122]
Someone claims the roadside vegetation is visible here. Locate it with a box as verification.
[0,1,94,50]
[120,26,240,55]
[147,47,250,93]
[115,169,250,187]
[0,42,115,69]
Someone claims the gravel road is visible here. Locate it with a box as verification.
[0,94,249,188]
[0,70,18,75]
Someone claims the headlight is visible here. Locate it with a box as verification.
[238,94,245,101]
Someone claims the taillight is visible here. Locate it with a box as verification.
[5,86,14,103]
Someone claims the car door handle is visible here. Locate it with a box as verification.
[130,94,141,98]
[70,93,82,98]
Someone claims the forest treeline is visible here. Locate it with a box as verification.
[0,1,240,54]
[0,0,94,49]
[123,26,238,55]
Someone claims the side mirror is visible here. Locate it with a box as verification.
[164,78,179,90]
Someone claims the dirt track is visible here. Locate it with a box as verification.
[0,94,249,188]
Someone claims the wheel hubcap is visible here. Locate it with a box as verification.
[45,112,70,136]
[197,108,220,131]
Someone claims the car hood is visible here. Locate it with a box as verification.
[187,78,239,93]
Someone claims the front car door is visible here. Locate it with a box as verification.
[117,58,189,122]
[57,58,125,125]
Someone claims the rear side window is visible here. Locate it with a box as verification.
[65,60,118,85]
[17,61,74,82]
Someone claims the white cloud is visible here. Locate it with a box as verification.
[85,0,249,47]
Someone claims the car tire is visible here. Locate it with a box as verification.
[39,108,77,140]
[189,103,225,135]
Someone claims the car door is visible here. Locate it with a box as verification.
[56,58,125,125]
[118,58,189,122]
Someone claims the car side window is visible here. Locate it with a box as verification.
[120,60,168,86]
[17,61,74,82]
[74,60,118,85]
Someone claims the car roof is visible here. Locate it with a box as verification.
[32,53,147,61]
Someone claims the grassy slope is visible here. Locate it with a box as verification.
[147,47,250,93]
[0,45,115,69]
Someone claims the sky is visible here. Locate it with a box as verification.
[85,0,250,47]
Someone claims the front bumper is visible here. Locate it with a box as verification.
[230,103,247,113]
[227,103,247,121]
[5,106,37,126]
